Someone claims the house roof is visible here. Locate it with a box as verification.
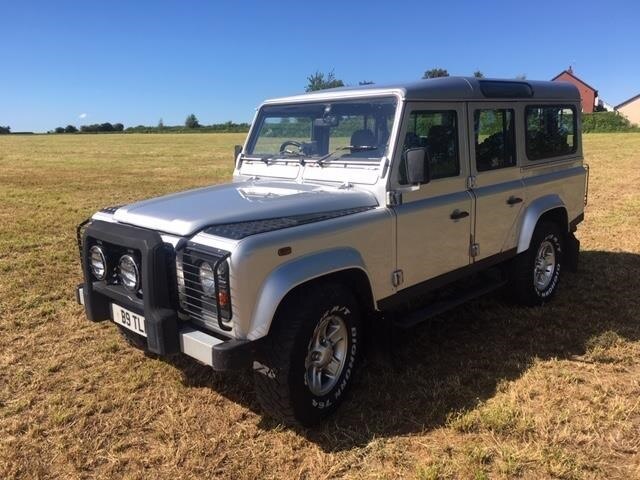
[264,77,580,105]
[551,70,598,95]
[615,93,640,110]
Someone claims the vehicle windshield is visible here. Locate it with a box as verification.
[246,97,398,164]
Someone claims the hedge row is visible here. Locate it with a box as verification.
[582,112,639,132]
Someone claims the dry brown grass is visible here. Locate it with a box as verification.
[1,132,639,479]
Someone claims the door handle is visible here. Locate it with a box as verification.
[450,209,469,220]
[507,196,523,205]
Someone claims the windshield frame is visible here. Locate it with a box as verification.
[243,94,403,169]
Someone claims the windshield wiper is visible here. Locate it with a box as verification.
[254,152,307,165]
[273,150,310,165]
[316,145,379,166]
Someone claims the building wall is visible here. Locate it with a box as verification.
[618,99,640,126]
[553,72,596,113]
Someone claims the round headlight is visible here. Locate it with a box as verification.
[119,254,139,291]
[89,245,107,280]
[199,261,215,296]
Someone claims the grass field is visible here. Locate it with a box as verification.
[1,133,639,479]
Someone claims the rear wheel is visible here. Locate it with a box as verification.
[509,221,563,306]
[253,282,362,426]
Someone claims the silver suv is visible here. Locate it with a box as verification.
[76,77,587,425]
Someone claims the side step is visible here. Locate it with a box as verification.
[392,276,507,329]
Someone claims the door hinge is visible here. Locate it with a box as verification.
[392,269,404,287]
[470,243,480,258]
[386,190,403,206]
[467,176,477,189]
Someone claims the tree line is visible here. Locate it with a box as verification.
[0,126,10,134]
[127,115,249,133]
[49,114,250,134]
[52,123,124,134]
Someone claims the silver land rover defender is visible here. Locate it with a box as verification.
[76,77,587,425]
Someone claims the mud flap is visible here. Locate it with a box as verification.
[565,232,580,272]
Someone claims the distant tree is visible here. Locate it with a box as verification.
[80,124,102,133]
[515,74,527,80]
[305,70,345,92]
[0,125,10,134]
[359,80,375,86]
[423,68,449,79]
[113,123,124,132]
[185,114,200,129]
[54,127,65,134]
[473,70,484,78]
[158,118,164,130]
[65,125,78,133]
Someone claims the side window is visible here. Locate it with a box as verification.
[526,105,576,160]
[400,110,459,184]
[474,109,516,172]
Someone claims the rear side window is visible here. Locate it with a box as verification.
[474,109,516,171]
[526,106,577,160]
[400,110,459,183]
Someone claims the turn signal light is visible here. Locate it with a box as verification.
[218,290,230,308]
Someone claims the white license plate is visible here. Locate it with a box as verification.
[112,304,147,337]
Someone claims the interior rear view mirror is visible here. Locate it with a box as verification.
[313,115,340,128]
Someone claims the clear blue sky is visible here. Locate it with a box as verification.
[1,0,639,132]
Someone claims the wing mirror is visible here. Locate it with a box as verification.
[405,147,431,185]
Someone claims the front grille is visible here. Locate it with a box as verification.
[176,245,231,332]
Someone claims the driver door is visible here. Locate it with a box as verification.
[392,102,472,289]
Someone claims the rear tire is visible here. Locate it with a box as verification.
[253,282,362,426]
[509,221,563,306]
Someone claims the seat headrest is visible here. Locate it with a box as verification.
[404,132,421,149]
[428,125,449,138]
[350,129,376,147]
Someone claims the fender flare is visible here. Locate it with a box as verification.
[245,248,372,340]
[516,194,567,253]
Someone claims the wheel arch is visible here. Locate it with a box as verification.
[245,248,375,341]
[517,195,568,254]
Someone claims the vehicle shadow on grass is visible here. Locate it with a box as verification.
[164,250,640,452]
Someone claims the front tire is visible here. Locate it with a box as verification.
[253,282,362,426]
[509,221,563,306]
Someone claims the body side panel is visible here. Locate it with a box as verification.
[246,248,371,340]
[518,163,586,252]
[190,207,395,340]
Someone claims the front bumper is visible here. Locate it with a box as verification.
[77,219,255,371]
[77,284,254,370]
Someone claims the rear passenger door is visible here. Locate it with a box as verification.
[467,104,525,261]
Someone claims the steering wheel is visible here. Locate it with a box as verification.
[279,140,303,153]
